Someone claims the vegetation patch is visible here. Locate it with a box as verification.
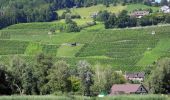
[57,44,84,57]
[25,42,42,55]
[0,40,28,55]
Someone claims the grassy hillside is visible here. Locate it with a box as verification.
[0,4,167,72]
[57,4,159,18]
[57,4,126,18]
[127,4,159,12]
[0,20,170,71]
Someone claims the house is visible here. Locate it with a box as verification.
[130,11,150,18]
[125,72,145,82]
[160,6,170,13]
[110,84,148,95]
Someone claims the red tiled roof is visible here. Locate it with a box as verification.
[110,84,141,94]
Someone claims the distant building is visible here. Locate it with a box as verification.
[130,11,150,18]
[125,72,145,82]
[160,6,170,13]
[110,84,148,95]
[90,12,98,18]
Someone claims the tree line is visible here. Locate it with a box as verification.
[94,10,170,29]
[0,0,169,29]
[0,0,58,29]
[0,53,170,95]
[0,53,126,96]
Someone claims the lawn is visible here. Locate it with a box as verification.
[0,95,168,100]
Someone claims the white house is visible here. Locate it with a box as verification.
[161,6,170,13]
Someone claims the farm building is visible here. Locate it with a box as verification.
[130,11,149,18]
[110,84,148,95]
[160,6,170,13]
[125,72,145,82]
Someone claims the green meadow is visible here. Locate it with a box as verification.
[0,95,168,100]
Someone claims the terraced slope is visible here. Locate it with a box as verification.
[0,21,170,71]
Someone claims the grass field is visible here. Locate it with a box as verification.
[0,95,168,100]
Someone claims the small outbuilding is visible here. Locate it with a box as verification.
[110,84,148,95]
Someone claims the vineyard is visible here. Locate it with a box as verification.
[0,21,170,71]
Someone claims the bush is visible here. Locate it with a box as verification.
[66,22,80,32]
[53,91,63,96]
[71,14,81,19]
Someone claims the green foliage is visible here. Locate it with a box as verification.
[0,95,92,100]
[102,95,168,100]
[0,0,58,29]
[42,44,59,56]
[92,64,126,93]
[148,58,170,94]
[57,4,125,18]
[47,61,71,93]
[66,20,80,32]
[9,56,36,95]
[0,40,28,55]
[165,14,170,23]
[34,53,53,95]
[0,64,12,95]
[92,64,125,93]
[56,44,83,57]
[95,10,110,22]
[68,76,81,92]
[25,43,42,55]
[77,60,93,96]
